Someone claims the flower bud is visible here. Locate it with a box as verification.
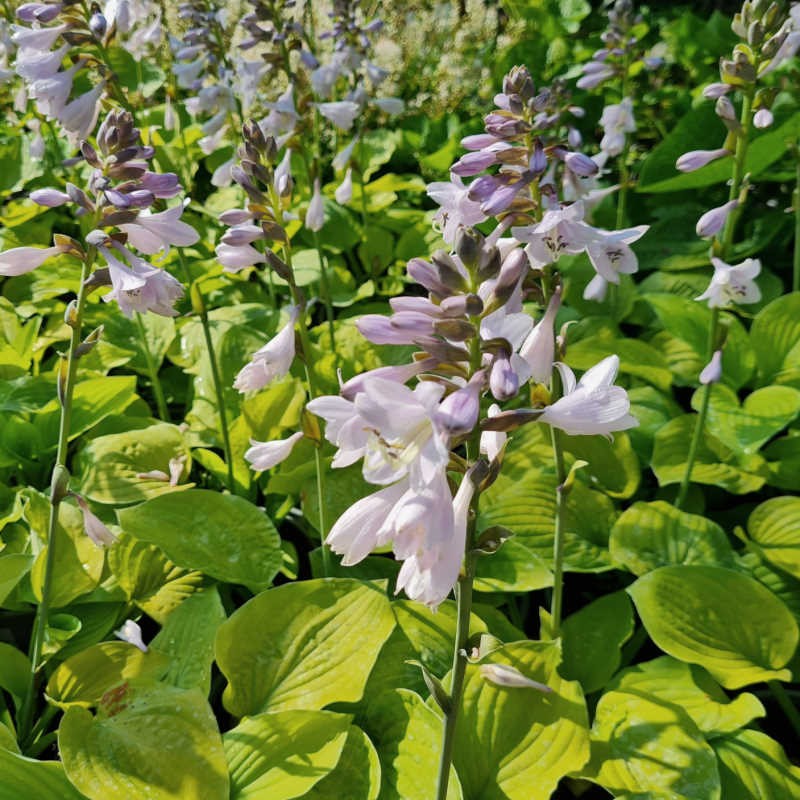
[30,188,70,207]
[480,663,552,692]
[454,227,482,270]
[702,82,731,99]
[699,349,723,385]
[436,373,485,436]
[676,147,731,172]
[696,199,738,238]
[433,319,476,341]
[563,151,599,178]
[753,108,773,128]
[715,95,737,123]
[431,250,470,292]
[490,355,519,401]
[89,11,107,39]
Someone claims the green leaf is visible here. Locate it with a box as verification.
[107,532,205,624]
[582,690,721,799]
[559,431,641,498]
[610,501,735,576]
[224,710,351,800]
[215,579,395,717]
[0,748,86,800]
[303,726,381,800]
[691,384,800,455]
[561,592,635,693]
[0,642,31,704]
[763,432,800,491]
[46,641,169,709]
[0,553,34,607]
[363,689,461,800]
[117,490,281,593]
[750,292,800,387]
[150,588,226,695]
[746,496,800,580]
[738,551,800,625]
[59,683,228,800]
[608,656,765,737]
[651,415,769,494]
[76,423,191,505]
[473,538,554,593]
[454,640,590,799]
[89,311,176,377]
[713,729,800,799]
[628,565,799,688]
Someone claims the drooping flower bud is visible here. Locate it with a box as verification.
[696,199,739,238]
[676,148,731,172]
[699,349,723,384]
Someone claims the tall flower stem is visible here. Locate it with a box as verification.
[179,254,236,494]
[675,87,754,510]
[18,252,93,747]
[135,312,170,421]
[549,425,568,634]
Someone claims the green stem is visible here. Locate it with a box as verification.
[18,253,93,746]
[312,228,337,356]
[134,312,170,421]
[675,87,754,510]
[176,254,236,493]
[793,154,800,294]
[549,425,567,635]
[768,680,800,740]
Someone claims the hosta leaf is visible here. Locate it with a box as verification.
[610,501,735,576]
[737,551,800,624]
[76,423,191,505]
[473,537,554,593]
[746,496,800,579]
[117,490,281,593]
[0,553,34,606]
[559,431,641,499]
[107,532,204,624]
[750,292,800,387]
[304,726,380,800]
[0,748,86,800]
[690,384,800,455]
[59,683,228,800]
[608,656,765,736]
[215,579,395,717]
[46,641,169,709]
[364,689,461,800]
[224,710,351,800]
[567,335,672,391]
[582,690,720,799]
[151,587,226,695]
[628,565,798,688]
[763,432,800,491]
[453,640,589,800]
[652,415,769,494]
[713,729,800,799]
[561,591,635,693]
[0,642,30,704]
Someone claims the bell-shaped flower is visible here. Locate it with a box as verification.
[335,168,353,204]
[0,243,67,276]
[599,98,636,157]
[215,241,266,272]
[305,178,325,232]
[519,288,560,384]
[538,355,638,437]
[59,82,105,140]
[306,394,370,469]
[234,305,299,393]
[114,620,148,652]
[374,97,404,116]
[583,273,609,302]
[74,494,117,547]
[426,174,486,244]
[317,101,360,131]
[513,202,592,268]
[119,204,199,254]
[245,431,304,471]
[480,404,506,462]
[696,257,761,308]
[585,224,648,283]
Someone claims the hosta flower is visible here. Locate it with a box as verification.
[539,355,637,437]
[317,100,360,131]
[118,204,199,254]
[245,431,304,471]
[696,257,761,308]
[599,98,636,157]
[305,178,325,232]
[585,224,649,284]
[480,663,552,692]
[426,174,487,244]
[695,200,738,239]
[234,305,298,393]
[74,495,117,547]
[335,168,353,204]
[699,350,723,385]
[0,243,68,276]
[480,404,506,462]
[676,148,730,173]
[519,288,560,384]
[115,620,148,652]
[513,202,591,267]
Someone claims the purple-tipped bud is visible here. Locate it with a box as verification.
[715,96,737,123]
[490,355,519,401]
[696,199,738,238]
[461,133,501,150]
[676,148,731,173]
[563,151,599,178]
[17,2,63,22]
[567,127,582,149]
[407,258,452,297]
[140,172,181,198]
[451,150,500,177]
[702,82,732,99]
[699,349,723,384]
[30,188,71,207]
[90,11,107,38]
[436,373,484,436]
[753,108,773,128]
[530,140,547,174]
[219,208,252,226]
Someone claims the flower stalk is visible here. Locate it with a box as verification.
[549,425,568,634]
[135,312,170,421]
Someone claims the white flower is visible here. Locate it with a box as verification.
[305,178,325,232]
[519,288,560,384]
[480,663,552,692]
[599,98,636,157]
[480,404,506,463]
[696,257,761,308]
[539,355,638,437]
[59,82,105,140]
[114,620,148,652]
[317,100,360,131]
[234,305,299,393]
[426,174,487,244]
[584,224,648,283]
[374,97,404,116]
[699,350,723,385]
[0,243,67,276]
[513,202,593,268]
[74,495,117,547]
[245,431,304,471]
[335,168,353,204]
[118,204,199,254]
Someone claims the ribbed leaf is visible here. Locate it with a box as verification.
[747,496,800,579]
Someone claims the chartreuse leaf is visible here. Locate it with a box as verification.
[559,431,641,498]
[59,683,228,800]
[746,496,800,579]
[713,729,800,798]
[0,747,86,800]
[0,721,18,752]
[763,432,800,491]
[610,501,735,576]
[652,415,769,494]
[628,565,798,688]
[304,726,380,800]
[750,292,800,387]
[608,656,764,736]
[364,689,461,800]
[691,384,800,455]
[582,690,720,799]
[737,551,800,624]
[0,553,33,606]
[224,710,351,800]
[76,423,191,505]
[107,532,205,624]
[0,642,30,705]
[215,579,395,717]
[150,588,226,695]
[46,641,169,709]
[117,490,281,593]
[454,641,590,800]
[561,591,634,693]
